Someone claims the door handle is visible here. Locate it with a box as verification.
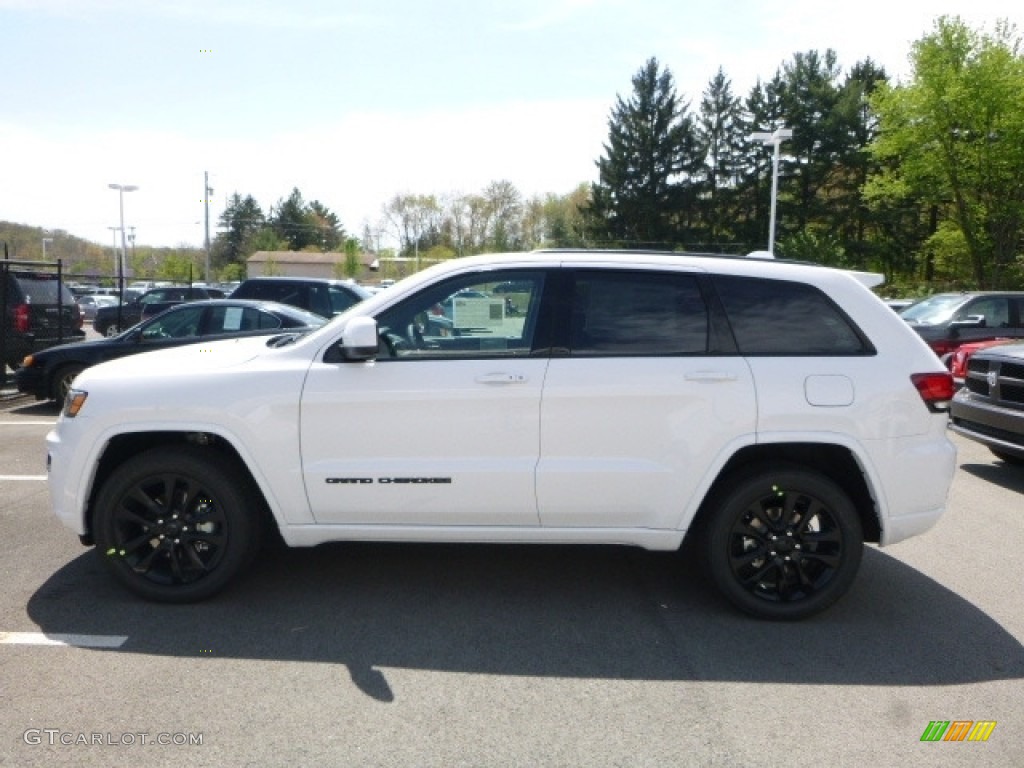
[684,371,738,382]
[475,373,528,384]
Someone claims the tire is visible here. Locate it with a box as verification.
[702,466,864,620]
[104,324,121,338]
[990,448,1024,467]
[92,446,262,602]
[52,364,85,402]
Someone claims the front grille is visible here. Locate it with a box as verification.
[964,355,1024,408]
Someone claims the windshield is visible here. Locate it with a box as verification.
[899,294,967,325]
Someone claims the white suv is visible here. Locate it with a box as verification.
[46,251,957,619]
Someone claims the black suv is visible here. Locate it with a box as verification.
[899,292,1024,362]
[230,277,369,317]
[92,286,214,337]
[2,270,84,372]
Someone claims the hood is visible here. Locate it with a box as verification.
[76,335,274,387]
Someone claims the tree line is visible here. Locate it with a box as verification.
[12,15,1018,294]
[214,15,1022,292]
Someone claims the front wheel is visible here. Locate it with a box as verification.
[989,448,1024,467]
[702,466,863,620]
[52,364,85,402]
[92,446,262,602]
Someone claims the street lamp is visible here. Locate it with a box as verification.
[108,183,138,282]
[749,126,793,255]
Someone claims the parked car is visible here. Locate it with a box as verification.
[16,299,324,401]
[883,297,917,312]
[899,291,1024,362]
[230,277,369,317]
[76,294,119,321]
[949,341,1024,466]
[47,250,956,619]
[947,338,1014,387]
[2,270,84,372]
[92,286,215,337]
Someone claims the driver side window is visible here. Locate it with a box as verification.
[374,271,546,360]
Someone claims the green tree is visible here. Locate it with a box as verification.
[587,57,696,247]
[695,68,745,247]
[867,17,1024,288]
[269,188,345,252]
[213,193,265,270]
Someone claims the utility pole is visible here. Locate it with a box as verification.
[204,171,213,283]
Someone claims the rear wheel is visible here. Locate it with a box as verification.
[92,446,262,602]
[703,466,863,620]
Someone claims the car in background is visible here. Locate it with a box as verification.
[230,277,369,317]
[899,291,1024,362]
[950,341,1024,466]
[2,270,84,372]
[93,285,215,336]
[947,338,1014,387]
[15,299,325,401]
[76,294,119,321]
[883,297,917,312]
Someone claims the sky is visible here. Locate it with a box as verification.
[1,0,1020,251]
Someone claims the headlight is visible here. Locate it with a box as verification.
[21,354,35,367]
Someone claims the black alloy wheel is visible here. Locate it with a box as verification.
[92,446,261,602]
[704,466,863,620]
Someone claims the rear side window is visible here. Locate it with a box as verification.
[328,285,361,314]
[712,275,871,356]
[11,276,73,304]
[569,271,708,356]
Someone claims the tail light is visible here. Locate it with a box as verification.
[14,303,30,333]
[911,372,955,413]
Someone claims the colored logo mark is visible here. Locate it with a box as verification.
[920,720,996,742]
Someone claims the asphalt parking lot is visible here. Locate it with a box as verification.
[1,398,1022,767]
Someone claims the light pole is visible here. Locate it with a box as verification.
[41,237,53,260]
[749,126,792,255]
[108,183,138,283]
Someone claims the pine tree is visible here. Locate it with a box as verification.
[587,57,694,248]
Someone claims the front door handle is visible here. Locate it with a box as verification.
[684,371,738,382]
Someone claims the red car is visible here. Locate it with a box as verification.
[948,338,1014,386]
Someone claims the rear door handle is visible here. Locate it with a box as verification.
[475,373,528,385]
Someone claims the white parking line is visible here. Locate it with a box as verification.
[0,475,47,481]
[0,632,128,648]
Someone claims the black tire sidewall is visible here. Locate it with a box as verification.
[704,467,864,621]
[92,446,258,603]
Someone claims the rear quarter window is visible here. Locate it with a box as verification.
[712,275,872,356]
[12,277,73,304]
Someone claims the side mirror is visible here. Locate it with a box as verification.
[950,315,985,330]
[341,316,379,361]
